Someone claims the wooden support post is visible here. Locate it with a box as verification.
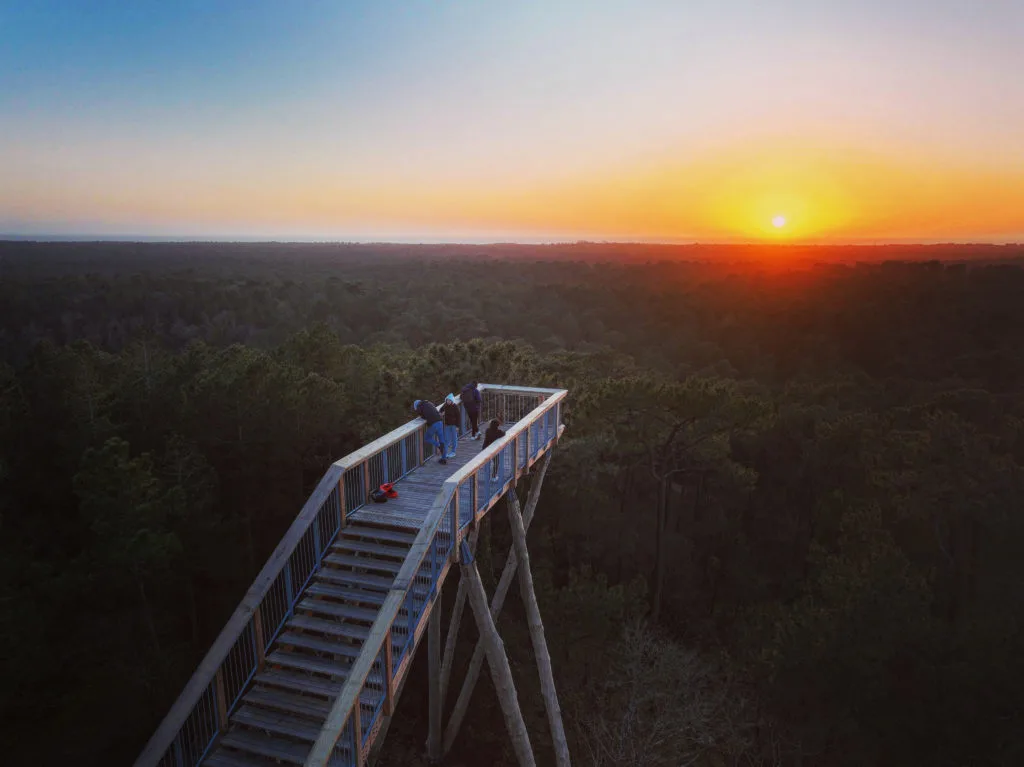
[362,461,370,503]
[442,452,553,754]
[440,528,478,710]
[508,489,571,767]
[427,592,443,762]
[463,559,536,767]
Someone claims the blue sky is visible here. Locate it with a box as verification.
[2,1,1023,240]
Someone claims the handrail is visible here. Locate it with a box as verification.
[305,387,567,766]
[135,391,469,766]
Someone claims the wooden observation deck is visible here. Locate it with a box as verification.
[135,384,568,767]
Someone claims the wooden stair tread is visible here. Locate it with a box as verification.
[341,525,417,546]
[276,629,362,660]
[317,568,394,591]
[267,648,351,678]
[203,750,279,767]
[253,668,341,699]
[232,704,322,742]
[298,597,378,624]
[288,613,371,642]
[332,538,409,560]
[248,678,380,715]
[217,729,311,765]
[245,686,332,721]
[305,581,387,606]
[324,553,402,575]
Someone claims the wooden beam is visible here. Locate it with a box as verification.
[508,489,571,767]
[439,528,478,711]
[427,593,443,762]
[442,452,552,754]
[462,558,536,767]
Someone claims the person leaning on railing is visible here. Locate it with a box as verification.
[413,399,447,464]
[441,394,460,459]
[482,416,505,478]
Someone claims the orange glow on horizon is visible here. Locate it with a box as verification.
[5,135,1024,243]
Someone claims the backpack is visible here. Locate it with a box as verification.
[370,488,388,503]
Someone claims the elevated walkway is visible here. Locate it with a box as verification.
[136,384,566,767]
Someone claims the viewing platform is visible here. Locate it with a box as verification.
[136,384,567,767]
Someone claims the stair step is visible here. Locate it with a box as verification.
[317,568,394,591]
[305,581,387,607]
[298,597,378,624]
[217,729,312,765]
[246,686,333,721]
[324,553,402,575]
[333,538,409,560]
[341,525,417,547]
[275,631,361,661]
[288,614,371,643]
[232,704,322,743]
[253,668,342,699]
[267,648,352,678]
[248,677,382,717]
[203,750,279,767]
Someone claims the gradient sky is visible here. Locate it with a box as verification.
[2,0,1023,242]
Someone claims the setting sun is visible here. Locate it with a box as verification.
[772,215,787,228]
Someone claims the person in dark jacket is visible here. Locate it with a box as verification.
[461,381,482,439]
[413,399,447,464]
[440,394,461,459]
[482,417,505,478]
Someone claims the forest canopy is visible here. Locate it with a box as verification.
[1,241,1022,766]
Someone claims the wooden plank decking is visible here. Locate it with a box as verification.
[349,431,487,530]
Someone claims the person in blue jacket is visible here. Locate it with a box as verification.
[413,399,447,464]
[461,381,482,439]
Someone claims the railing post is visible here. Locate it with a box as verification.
[252,607,266,669]
[362,460,370,501]
[284,564,294,608]
[384,638,395,716]
[401,439,408,477]
[382,450,389,483]
[338,476,347,530]
[352,703,363,766]
[214,668,229,733]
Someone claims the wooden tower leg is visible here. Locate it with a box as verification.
[427,594,443,762]
[463,557,536,767]
[442,452,552,754]
[508,489,571,767]
[439,528,478,710]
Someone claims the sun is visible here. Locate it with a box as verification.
[772,215,787,229]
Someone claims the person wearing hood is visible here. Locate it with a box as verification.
[441,394,461,459]
[413,398,447,464]
[461,381,482,439]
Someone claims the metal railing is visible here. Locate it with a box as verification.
[135,391,480,767]
[307,385,567,766]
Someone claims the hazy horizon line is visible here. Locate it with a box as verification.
[3,233,1022,247]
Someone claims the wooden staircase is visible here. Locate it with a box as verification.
[203,521,420,766]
